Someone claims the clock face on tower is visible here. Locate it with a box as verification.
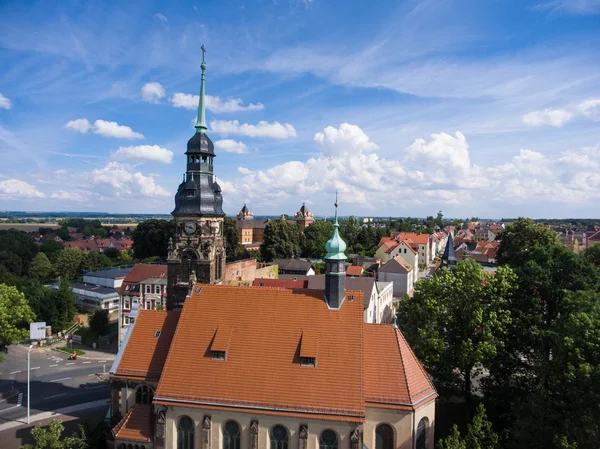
[184,221,197,235]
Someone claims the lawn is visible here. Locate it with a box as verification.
[55,346,86,356]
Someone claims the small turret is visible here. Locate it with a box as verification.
[324,194,347,309]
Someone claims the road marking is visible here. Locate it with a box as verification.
[9,370,21,375]
[50,377,71,383]
[88,374,96,377]
[0,404,21,414]
[49,364,58,367]
[66,362,75,365]
[31,367,40,370]
[97,360,107,363]
[17,393,22,406]
[44,393,66,400]
[85,385,105,390]
[82,361,91,364]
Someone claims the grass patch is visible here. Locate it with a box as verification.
[74,326,99,347]
[55,346,86,356]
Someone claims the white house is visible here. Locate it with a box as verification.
[377,256,415,297]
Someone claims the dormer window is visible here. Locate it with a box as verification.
[300,357,316,366]
[299,330,318,367]
[185,189,195,197]
[210,326,232,361]
[211,350,226,360]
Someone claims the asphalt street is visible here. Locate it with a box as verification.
[0,345,113,425]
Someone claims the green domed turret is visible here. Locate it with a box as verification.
[325,198,347,261]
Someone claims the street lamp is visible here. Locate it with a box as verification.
[27,344,33,425]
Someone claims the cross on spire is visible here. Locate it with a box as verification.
[201,44,206,62]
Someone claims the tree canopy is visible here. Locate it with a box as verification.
[224,216,241,262]
[496,218,558,265]
[260,218,305,262]
[29,252,53,282]
[0,283,35,362]
[303,220,334,258]
[131,219,174,260]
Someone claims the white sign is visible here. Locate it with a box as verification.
[72,335,82,344]
[30,322,46,340]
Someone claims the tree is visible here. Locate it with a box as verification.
[103,247,120,259]
[40,240,64,263]
[0,229,38,275]
[340,216,361,252]
[88,309,109,335]
[224,217,241,262]
[54,248,84,280]
[260,218,304,262]
[131,219,174,260]
[117,250,133,264]
[29,252,53,282]
[437,404,499,449]
[21,419,86,449]
[80,252,112,273]
[0,284,35,362]
[397,260,515,406]
[496,218,557,266]
[303,220,334,258]
[582,243,600,266]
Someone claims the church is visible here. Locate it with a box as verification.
[108,53,437,449]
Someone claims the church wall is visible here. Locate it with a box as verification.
[225,258,257,283]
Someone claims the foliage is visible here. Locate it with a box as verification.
[0,229,38,276]
[437,404,499,449]
[260,218,305,262]
[23,279,76,332]
[0,283,35,362]
[339,216,361,252]
[40,240,64,263]
[303,220,334,258]
[155,303,164,311]
[496,218,558,266]
[29,252,54,282]
[73,326,99,347]
[58,218,103,232]
[55,346,85,356]
[21,419,86,449]
[103,247,120,259]
[54,248,84,280]
[397,260,515,405]
[117,250,133,264]
[88,309,109,335]
[582,243,600,266]
[131,219,174,260]
[224,216,241,262]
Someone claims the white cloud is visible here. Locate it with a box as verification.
[210,120,296,139]
[51,190,87,201]
[112,145,173,164]
[0,179,45,199]
[141,82,166,103]
[522,109,574,127]
[154,13,168,23]
[0,93,13,110]
[91,162,170,197]
[314,123,378,155]
[214,139,248,154]
[578,98,600,121]
[536,0,600,14]
[65,118,144,139]
[170,93,264,113]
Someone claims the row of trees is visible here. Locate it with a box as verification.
[398,218,600,448]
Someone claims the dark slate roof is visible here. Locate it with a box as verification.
[441,234,458,263]
[67,282,119,295]
[378,257,412,275]
[186,131,215,156]
[172,174,225,216]
[83,267,132,279]
[306,275,376,311]
[237,219,269,229]
[274,259,314,272]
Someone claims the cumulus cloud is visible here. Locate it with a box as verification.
[141,82,166,103]
[65,119,144,139]
[578,98,600,121]
[112,145,173,164]
[0,93,13,110]
[214,139,248,154]
[0,179,45,199]
[210,120,296,139]
[91,162,170,197]
[522,109,574,127]
[314,123,378,155]
[51,190,87,202]
[170,93,264,113]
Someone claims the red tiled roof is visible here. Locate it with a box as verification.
[399,233,430,245]
[114,310,180,381]
[119,263,168,296]
[112,403,153,442]
[155,285,365,421]
[364,325,437,409]
[346,266,363,276]
[378,236,394,247]
[252,278,308,289]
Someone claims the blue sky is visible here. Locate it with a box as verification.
[1,0,600,218]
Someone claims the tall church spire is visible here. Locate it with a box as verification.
[194,45,208,134]
[324,192,347,309]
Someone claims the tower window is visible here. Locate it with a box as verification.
[185,189,195,197]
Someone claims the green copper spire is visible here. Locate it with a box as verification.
[325,192,347,261]
[194,45,208,134]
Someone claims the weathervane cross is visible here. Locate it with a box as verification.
[201,44,206,62]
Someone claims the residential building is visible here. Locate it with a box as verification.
[274,259,315,276]
[584,227,600,249]
[377,256,415,297]
[346,265,363,277]
[455,240,500,264]
[83,267,131,289]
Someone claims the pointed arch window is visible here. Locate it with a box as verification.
[270,425,288,449]
[177,416,195,449]
[319,430,338,449]
[135,385,154,404]
[416,418,428,449]
[376,424,394,449]
[223,421,241,449]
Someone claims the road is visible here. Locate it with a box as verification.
[0,345,113,425]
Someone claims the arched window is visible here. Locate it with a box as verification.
[223,421,241,449]
[376,424,394,449]
[181,252,197,283]
[135,385,154,404]
[416,418,428,449]
[177,416,195,449]
[319,430,338,449]
[270,425,288,449]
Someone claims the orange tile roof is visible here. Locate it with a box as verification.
[112,403,153,442]
[252,278,308,289]
[114,310,180,381]
[346,266,363,276]
[400,233,430,245]
[364,325,437,409]
[300,330,319,358]
[155,285,365,421]
[211,326,233,352]
[119,263,168,296]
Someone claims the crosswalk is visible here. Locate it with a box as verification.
[17,393,22,407]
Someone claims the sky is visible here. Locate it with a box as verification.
[1,0,600,218]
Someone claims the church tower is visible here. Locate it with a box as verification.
[324,195,347,309]
[167,50,226,310]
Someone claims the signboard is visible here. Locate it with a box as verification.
[30,322,46,340]
[72,335,82,344]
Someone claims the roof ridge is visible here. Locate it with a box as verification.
[112,403,136,437]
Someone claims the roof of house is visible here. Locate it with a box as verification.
[119,264,168,296]
[306,276,376,311]
[346,266,363,276]
[83,267,131,279]
[364,325,437,409]
[273,259,314,272]
[113,310,180,381]
[399,233,430,245]
[252,278,308,289]
[154,285,366,422]
[378,256,413,274]
[112,403,154,442]
[442,235,458,263]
